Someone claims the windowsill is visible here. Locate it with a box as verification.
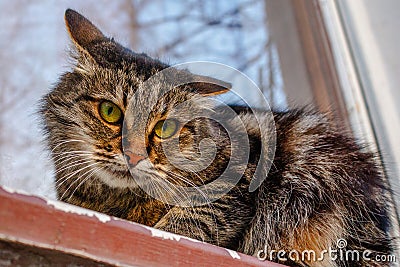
[0,185,284,266]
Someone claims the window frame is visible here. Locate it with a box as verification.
[0,186,284,266]
[267,0,399,236]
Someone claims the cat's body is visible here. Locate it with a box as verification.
[42,10,394,266]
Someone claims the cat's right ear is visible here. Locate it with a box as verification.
[190,75,232,96]
[64,9,106,56]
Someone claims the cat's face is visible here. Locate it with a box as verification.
[43,10,230,197]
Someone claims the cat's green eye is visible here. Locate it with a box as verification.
[154,119,178,139]
[99,101,122,124]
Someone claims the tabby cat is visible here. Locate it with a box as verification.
[41,9,394,266]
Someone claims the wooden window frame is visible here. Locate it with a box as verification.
[268,0,399,231]
[0,186,284,266]
[266,0,351,131]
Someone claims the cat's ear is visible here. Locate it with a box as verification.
[190,75,231,96]
[64,9,106,53]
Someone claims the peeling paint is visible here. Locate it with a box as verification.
[1,186,110,224]
[142,225,205,244]
[180,235,203,243]
[226,249,241,259]
[144,226,181,241]
[46,200,111,223]
[1,185,33,197]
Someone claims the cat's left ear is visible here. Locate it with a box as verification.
[64,9,133,69]
[64,9,107,54]
[190,75,231,96]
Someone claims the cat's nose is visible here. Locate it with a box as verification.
[124,150,145,167]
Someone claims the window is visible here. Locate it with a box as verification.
[333,0,400,223]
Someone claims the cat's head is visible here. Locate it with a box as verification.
[42,10,233,199]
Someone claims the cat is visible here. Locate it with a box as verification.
[41,9,395,266]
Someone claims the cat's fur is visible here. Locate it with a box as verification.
[41,9,394,266]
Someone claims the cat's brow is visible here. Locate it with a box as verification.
[73,94,98,103]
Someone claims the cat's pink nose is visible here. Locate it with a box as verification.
[125,151,145,166]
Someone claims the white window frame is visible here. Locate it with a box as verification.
[319,0,400,238]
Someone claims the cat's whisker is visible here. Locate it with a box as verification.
[50,139,86,152]
[51,152,93,166]
[156,177,186,205]
[157,174,192,207]
[54,155,92,166]
[156,170,193,203]
[60,162,100,200]
[162,170,220,244]
[52,150,93,156]
[54,159,94,176]
[57,161,99,196]
[165,170,213,203]
[67,165,103,201]
[53,155,93,171]
[52,151,91,159]
[165,170,211,203]
[51,151,92,162]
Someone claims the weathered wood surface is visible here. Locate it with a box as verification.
[0,240,113,266]
[0,186,284,266]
